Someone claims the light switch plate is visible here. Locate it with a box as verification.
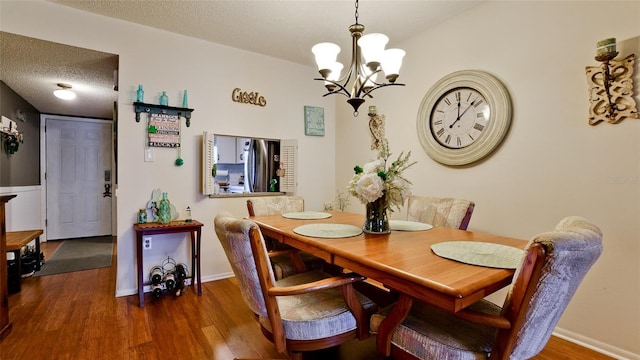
[144,147,154,162]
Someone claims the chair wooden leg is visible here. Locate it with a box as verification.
[288,351,303,360]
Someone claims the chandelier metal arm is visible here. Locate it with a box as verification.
[361,82,406,99]
[313,78,351,98]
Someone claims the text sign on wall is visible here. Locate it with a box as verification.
[231,88,267,107]
[148,113,180,148]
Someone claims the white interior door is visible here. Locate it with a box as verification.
[46,118,112,240]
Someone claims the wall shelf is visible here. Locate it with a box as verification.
[133,102,194,127]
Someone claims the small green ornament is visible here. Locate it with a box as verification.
[175,158,184,166]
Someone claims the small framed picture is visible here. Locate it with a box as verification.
[304,106,325,136]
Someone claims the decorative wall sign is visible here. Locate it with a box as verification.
[304,106,325,136]
[148,113,181,148]
[231,88,267,107]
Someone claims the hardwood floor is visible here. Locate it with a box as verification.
[0,241,614,360]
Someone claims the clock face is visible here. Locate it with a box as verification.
[417,70,512,166]
[430,87,490,149]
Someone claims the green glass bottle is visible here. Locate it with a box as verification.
[158,192,172,224]
[136,85,144,102]
[159,91,168,106]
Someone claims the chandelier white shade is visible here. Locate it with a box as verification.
[312,0,405,115]
[53,83,76,100]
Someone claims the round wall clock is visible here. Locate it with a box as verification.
[417,70,512,166]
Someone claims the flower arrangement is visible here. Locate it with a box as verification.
[348,138,416,213]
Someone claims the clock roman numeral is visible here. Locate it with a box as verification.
[456,137,462,147]
[433,120,443,126]
[445,134,451,144]
[443,97,452,106]
[455,92,461,101]
[474,98,484,107]
[473,123,485,131]
[436,128,445,137]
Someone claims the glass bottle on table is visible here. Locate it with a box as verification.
[157,192,172,224]
[137,209,147,224]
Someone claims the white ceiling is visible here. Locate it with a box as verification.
[1,32,119,119]
[2,0,481,118]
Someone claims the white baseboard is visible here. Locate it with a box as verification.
[554,327,639,360]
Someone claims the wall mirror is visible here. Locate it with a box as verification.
[202,133,282,195]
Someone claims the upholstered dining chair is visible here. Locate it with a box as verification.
[406,195,475,230]
[370,216,603,360]
[247,196,324,279]
[214,213,376,360]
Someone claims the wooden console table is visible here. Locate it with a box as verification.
[1,194,17,342]
[134,220,203,307]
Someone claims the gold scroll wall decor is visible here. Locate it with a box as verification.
[585,53,637,125]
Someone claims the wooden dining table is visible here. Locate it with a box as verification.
[248,211,529,356]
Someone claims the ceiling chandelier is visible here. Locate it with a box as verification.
[311,0,405,116]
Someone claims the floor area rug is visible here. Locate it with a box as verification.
[34,236,114,276]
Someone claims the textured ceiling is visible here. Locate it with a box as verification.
[2,0,481,119]
[1,32,118,119]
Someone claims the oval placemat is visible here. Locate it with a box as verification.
[282,211,332,220]
[293,223,363,238]
[431,241,525,269]
[390,220,433,231]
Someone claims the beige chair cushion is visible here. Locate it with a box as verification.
[215,213,376,344]
[247,196,304,216]
[371,216,602,360]
[407,196,473,229]
[259,271,376,341]
[371,300,500,359]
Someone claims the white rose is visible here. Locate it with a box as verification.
[363,159,384,174]
[356,173,384,202]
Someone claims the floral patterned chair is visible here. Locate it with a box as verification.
[247,196,324,279]
[370,216,602,360]
[214,213,376,360]
[406,195,475,230]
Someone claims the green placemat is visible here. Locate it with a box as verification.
[431,241,525,269]
[282,211,332,220]
[390,220,433,231]
[293,223,363,238]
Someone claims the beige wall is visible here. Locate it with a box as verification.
[0,0,337,305]
[336,1,639,357]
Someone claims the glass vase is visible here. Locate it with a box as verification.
[136,85,144,102]
[157,192,172,224]
[363,194,390,234]
[159,91,169,106]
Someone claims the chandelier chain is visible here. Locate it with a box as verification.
[354,0,359,24]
